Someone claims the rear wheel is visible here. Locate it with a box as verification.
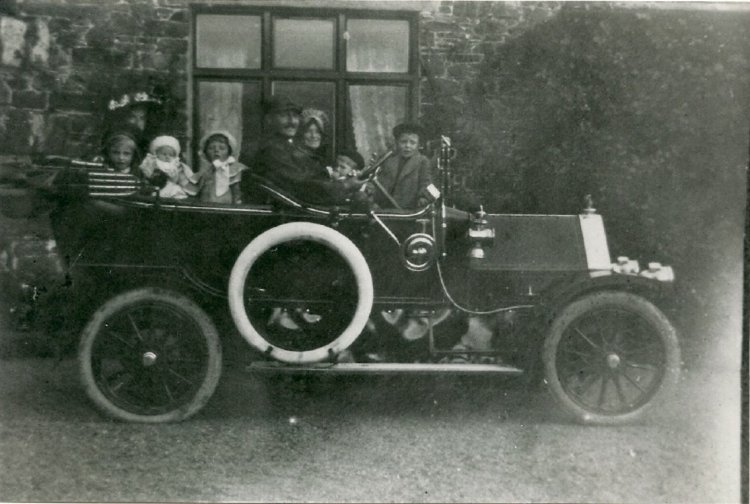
[79,288,222,423]
[543,291,680,424]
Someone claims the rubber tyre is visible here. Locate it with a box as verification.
[79,288,222,423]
[543,291,680,425]
[228,222,374,364]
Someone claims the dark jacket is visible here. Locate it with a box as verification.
[244,135,350,205]
[373,153,433,209]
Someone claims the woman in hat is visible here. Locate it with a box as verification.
[103,90,167,155]
[296,108,331,164]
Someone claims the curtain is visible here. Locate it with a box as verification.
[198,82,244,167]
[348,85,407,163]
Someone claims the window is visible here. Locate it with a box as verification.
[191,7,418,166]
[195,15,261,69]
[273,18,335,69]
[346,19,409,73]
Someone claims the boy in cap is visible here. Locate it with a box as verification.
[370,122,433,209]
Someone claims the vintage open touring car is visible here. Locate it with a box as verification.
[0,138,680,425]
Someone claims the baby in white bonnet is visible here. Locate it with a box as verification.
[139,135,198,199]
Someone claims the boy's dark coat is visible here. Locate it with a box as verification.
[374,153,433,209]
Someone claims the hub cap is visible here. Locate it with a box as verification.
[606,353,621,369]
[142,351,158,367]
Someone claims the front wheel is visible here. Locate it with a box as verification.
[543,291,680,425]
[79,288,222,423]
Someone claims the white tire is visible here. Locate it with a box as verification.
[228,222,374,364]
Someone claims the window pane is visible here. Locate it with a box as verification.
[347,85,407,163]
[273,81,336,158]
[196,15,261,69]
[198,81,262,166]
[346,19,409,73]
[273,18,334,69]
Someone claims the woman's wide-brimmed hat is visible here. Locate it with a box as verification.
[107,91,163,112]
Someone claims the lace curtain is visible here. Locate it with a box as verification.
[346,19,410,162]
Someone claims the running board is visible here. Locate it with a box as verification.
[246,361,524,375]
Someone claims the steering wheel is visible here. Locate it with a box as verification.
[356,150,394,183]
[350,150,403,209]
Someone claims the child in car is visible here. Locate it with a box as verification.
[139,135,199,199]
[197,130,248,204]
[369,122,433,209]
[327,149,365,181]
[101,129,140,174]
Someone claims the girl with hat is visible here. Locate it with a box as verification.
[139,135,199,199]
[196,130,249,204]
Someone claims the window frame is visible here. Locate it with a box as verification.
[190,4,420,163]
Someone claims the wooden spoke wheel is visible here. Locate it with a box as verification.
[543,291,680,424]
[79,288,222,423]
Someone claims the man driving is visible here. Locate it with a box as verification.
[243,95,365,205]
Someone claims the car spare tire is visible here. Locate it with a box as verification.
[228,222,374,364]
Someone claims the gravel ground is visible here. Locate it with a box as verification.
[0,354,741,503]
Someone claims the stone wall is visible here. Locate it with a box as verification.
[0,0,189,157]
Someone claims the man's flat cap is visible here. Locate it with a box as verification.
[263,95,302,115]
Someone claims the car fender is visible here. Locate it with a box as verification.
[540,270,675,319]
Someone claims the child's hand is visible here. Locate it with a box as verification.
[341,176,366,191]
